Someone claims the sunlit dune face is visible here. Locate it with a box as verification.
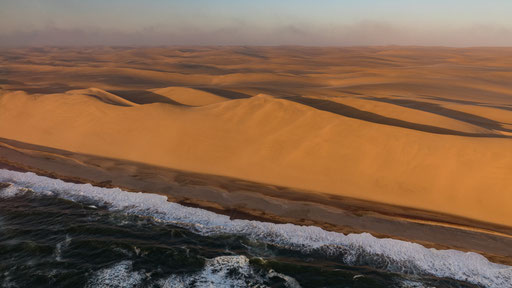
[1,46,512,226]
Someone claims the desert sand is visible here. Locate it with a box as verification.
[1,46,512,229]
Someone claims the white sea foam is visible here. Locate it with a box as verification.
[399,279,436,288]
[0,169,511,288]
[159,255,299,288]
[87,255,299,288]
[86,261,145,288]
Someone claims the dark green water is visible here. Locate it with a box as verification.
[0,192,477,288]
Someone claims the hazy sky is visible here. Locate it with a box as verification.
[2,0,512,46]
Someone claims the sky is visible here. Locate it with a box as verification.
[1,0,512,46]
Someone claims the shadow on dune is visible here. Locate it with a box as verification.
[81,93,132,107]
[0,79,25,85]
[365,97,512,132]
[420,95,512,113]
[194,88,252,99]
[419,95,485,106]
[334,90,364,96]
[92,75,172,88]
[492,105,512,112]
[107,90,187,106]
[174,63,231,75]
[289,97,509,138]
[7,83,82,94]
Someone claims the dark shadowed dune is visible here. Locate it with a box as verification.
[365,97,512,132]
[289,97,508,138]
[194,87,252,99]
[107,90,188,105]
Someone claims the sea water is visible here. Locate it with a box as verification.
[0,169,510,288]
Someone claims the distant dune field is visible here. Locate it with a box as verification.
[1,46,512,226]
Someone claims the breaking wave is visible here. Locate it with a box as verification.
[85,255,300,288]
[0,169,510,288]
[158,255,301,288]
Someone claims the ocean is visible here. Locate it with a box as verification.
[0,169,510,288]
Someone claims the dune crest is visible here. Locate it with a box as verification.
[67,88,137,107]
[150,87,229,106]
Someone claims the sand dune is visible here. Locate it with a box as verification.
[66,88,137,107]
[1,46,512,228]
[150,87,228,106]
[1,88,512,226]
[301,96,497,135]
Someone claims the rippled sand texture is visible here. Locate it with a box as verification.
[1,46,511,226]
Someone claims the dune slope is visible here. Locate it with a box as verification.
[150,87,229,106]
[1,90,511,226]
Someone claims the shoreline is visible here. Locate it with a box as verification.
[1,137,511,265]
